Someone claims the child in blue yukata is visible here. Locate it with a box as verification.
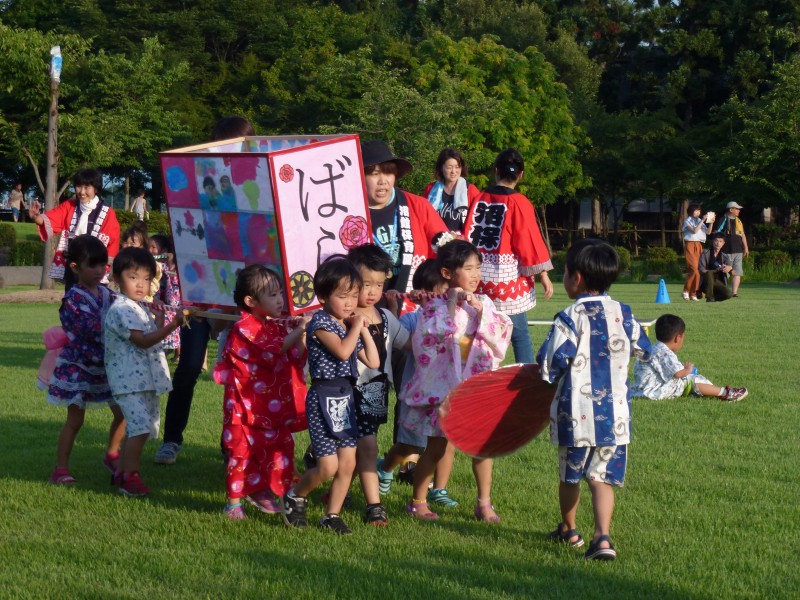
[631,314,748,402]
[536,239,651,561]
[282,256,380,535]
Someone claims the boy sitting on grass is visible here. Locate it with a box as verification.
[631,314,748,402]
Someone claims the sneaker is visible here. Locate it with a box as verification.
[722,386,748,402]
[427,488,460,507]
[282,492,308,529]
[154,442,181,465]
[118,472,150,497]
[244,490,282,514]
[320,514,352,535]
[225,503,247,520]
[732,293,739,298]
[682,291,690,301]
[376,458,394,495]
[365,503,388,526]
[690,296,700,302]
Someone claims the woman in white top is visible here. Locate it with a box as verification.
[682,203,714,301]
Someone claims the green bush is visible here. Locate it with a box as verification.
[614,246,631,272]
[117,209,170,236]
[758,249,792,267]
[752,223,783,248]
[12,240,44,266]
[0,223,16,249]
[645,246,679,262]
[550,250,566,276]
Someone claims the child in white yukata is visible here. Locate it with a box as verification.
[104,247,193,497]
[631,314,748,402]
[537,239,651,561]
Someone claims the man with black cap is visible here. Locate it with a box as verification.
[714,201,748,297]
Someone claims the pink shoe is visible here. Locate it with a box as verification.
[49,467,76,485]
[244,490,282,514]
[225,504,247,520]
[474,502,501,524]
[405,500,439,520]
[118,472,150,497]
[102,452,119,474]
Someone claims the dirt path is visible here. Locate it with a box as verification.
[0,289,62,303]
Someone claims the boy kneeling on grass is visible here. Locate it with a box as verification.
[631,314,748,402]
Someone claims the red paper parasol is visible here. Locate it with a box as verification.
[439,364,553,458]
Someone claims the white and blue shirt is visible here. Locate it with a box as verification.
[537,294,651,447]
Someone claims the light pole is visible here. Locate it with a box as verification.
[40,46,61,290]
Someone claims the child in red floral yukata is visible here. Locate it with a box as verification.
[214,265,310,520]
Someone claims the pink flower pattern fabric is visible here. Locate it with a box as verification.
[399,295,512,437]
[158,265,181,350]
[214,312,307,500]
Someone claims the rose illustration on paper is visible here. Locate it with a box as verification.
[339,215,370,250]
[279,164,294,183]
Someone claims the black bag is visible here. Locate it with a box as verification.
[355,374,390,424]
[313,378,358,440]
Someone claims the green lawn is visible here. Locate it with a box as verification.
[1,282,798,598]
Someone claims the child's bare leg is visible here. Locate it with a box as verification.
[120,433,149,473]
[558,481,582,541]
[56,405,85,470]
[383,443,421,472]
[357,435,380,505]
[412,436,447,516]
[294,454,338,497]
[327,447,356,514]
[587,479,615,548]
[472,457,499,520]
[107,405,125,456]
[696,382,725,397]
[433,441,456,490]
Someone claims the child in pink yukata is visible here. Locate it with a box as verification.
[149,234,181,360]
[45,235,125,485]
[401,239,512,522]
[214,265,310,520]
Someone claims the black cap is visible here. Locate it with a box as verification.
[360,140,413,179]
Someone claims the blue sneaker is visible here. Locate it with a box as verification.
[376,458,394,495]
[427,488,459,507]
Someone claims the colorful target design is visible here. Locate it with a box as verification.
[289,270,315,309]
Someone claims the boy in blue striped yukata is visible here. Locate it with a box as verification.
[536,239,651,561]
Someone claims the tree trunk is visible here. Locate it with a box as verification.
[40,80,59,291]
[536,205,551,255]
[659,191,666,247]
[592,196,602,236]
[124,173,131,210]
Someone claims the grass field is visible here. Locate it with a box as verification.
[1,282,798,599]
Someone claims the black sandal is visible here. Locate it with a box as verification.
[365,503,388,526]
[584,534,617,560]
[547,522,585,548]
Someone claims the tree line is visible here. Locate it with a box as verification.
[1,0,798,219]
